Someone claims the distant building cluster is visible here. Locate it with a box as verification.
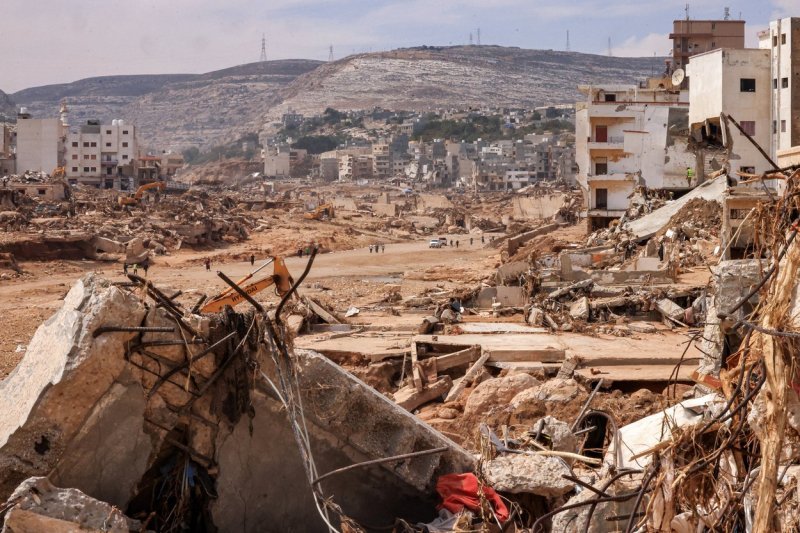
[576,15,800,231]
[263,106,578,191]
[0,103,183,190]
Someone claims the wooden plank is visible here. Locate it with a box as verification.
[444,350,490,403]
[411,341,423,391]
[394,376,453,411]
[305,297,340,324]
[433,345,481,371]
[487,348,565,363]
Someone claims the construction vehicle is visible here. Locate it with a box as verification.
[117,181,166,206]
[52,167,66,179]
[201,256,293,313]
[303,203,335,220]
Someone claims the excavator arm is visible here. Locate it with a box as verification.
[200,256,293,313]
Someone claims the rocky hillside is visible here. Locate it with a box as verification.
[275,46,664,118]
[0,90,15,121]
[12,47,663,149]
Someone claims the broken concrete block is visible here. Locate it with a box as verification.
[0,274,149,504]
[656,298,684,322]
[527,307,543,327]
[569,296,590,321]
[628,321,657,334]
[533,416,578,458]
[485,454,574,497]
[2,477,142,533]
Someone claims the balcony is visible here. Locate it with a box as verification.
[101,159,118,167]
[588,136,625,151]
[587,172,633,182]
[588,208,627,218]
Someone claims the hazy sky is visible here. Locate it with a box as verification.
[1,0,795,93]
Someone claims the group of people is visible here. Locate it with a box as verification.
[369,243,385,253]
[297,245,316,258]
[122,260,149,276]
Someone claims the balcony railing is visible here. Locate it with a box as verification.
[590,136,624,144]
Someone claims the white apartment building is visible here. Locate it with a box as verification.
[687,48,772,178]
[759,17,800,164]
[575,84,692,230]
[15,111,65,174]
[65,119,137,188]
[264,151,290,178]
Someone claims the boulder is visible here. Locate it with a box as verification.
[533,416,578,457]
[484,454,574,497]
[1,477,142,533]
[463,374,539,421]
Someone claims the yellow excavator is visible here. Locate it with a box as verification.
[201,256,293,313]
[303,203,335,220]
[52,167,66,179]
[118,181,166,206]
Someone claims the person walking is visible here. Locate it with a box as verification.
[205,258,211,271]
[381,244,385,253]
[470,237,473,246]
[250,254,255,266]
[142,261,149,275]
[133,263,139,275]
[456,240,459,248]
[123,262,128,275]
[481,235,485,244]
[369,244,373,253]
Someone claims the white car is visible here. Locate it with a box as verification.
[429,239,442,248]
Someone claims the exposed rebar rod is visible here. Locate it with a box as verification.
[311,446,449,486]
[93,325,174,338]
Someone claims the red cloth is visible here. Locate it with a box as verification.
[436,473,509,523]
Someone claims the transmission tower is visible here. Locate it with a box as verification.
[328,45,334,61]
[476,27,481,46]
[607,36,612,57]
[566,30,570,51]
[260,34,267,62]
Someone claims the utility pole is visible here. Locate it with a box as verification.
[476,27,481,46]
[328,45,334,61]
[608,36,612,57]
[469,32,473,45]
[566,30,570,52]
[260,34,267,62]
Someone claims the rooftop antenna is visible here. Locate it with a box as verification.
[685,3,690,20]
[477,27,481,46]
[260,34,267,62]
[328,45,334,61]
[608,36,612,56]
[566,30,570,51]
[724,7,730,20]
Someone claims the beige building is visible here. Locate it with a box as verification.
[670,19,745,73]
[575,84,692,230]
[65,119,137,188]
[0,123,14,175]
[264,151,290,178]
[372,143,391,179]
[15,111,65,174]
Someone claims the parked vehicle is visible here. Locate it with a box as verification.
[429,239,442,248]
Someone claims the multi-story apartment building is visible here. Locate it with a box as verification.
[372,143,391,179]
[759,17,800,162]
[687,48,772,177]
[15,109,66,174]
[575,84,692,230]
[64,119,137,188]
[0,123,14,175]
[669,18,745,73]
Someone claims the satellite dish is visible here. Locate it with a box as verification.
[671,69,685,87]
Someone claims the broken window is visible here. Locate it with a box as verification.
[740,121,756,136]
[740,166,755,175]
[782,77,789,88]
[595,188,608,209]
[740,79,756,92]
[604,94,616,102]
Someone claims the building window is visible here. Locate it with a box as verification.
[106,142,111,147]
[740,166,755,175]
[782,33,787,45]
[72,167,78,172]
[122,155,129,160]
[90,142,97,147]
[711,41,716,48]
[83,167,90,172]
[83,155,89,160]
[71,154,78,160]
[773,121,778,134]
[83,142,89,148]
[782,77,789,88]
[604,94,616,102]
[774,79,779,89]
[740,121,756,136]
[122,130,129,135]
[740,79,756,92]
[91,154,97,160]
[90,167,96,172]
[72,141,78,147]
[595,188,608,209]
[594,157,608,175]
[122,142,128,147]
[782,120,787,133]
[37,189,46,195]
[773,35,779,47]
[106,130,111,135]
